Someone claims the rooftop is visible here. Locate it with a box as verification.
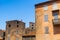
[6,20,25,24]
[35,0,59,7]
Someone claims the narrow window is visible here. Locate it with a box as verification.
[44,14,48,22]
[16,30,18,34]
[17,21,19,24]
[16,38,19,40]
[32,27,33,29]
[17,25,19,27]
[54,13,58,22]
[8,37,10,40]
[32,24,34,26]
[8,24,11,28]
[45,27,49,34]
[52,10,59,22]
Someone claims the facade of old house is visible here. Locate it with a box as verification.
[35,0,60,40]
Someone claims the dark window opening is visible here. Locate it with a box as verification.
[8,24,11,28]
[22,36,35,40]
[3,32,5,40]
[52,10,59,16]
[17,25,19,27]
[32,27,33,29]
[52,10,59,20]
[17,21,19,24]
[32,25,34,26]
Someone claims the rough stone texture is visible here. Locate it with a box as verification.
[5,20,25,40]
[35,0,60,40]
[5,20,35,40]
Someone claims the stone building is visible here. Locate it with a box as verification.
[29,22,35,30]
[1,0,60,40]
[0,30,5,40]
[22,22,35,40]
[5,20,35,40]
[35,0,60,40]
[5,20,25,40]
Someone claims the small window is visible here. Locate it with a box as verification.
[43,5,48,10]
[25,31,29,34]
[8,24,11,28]
[17,21,19,24]
[16,38,19,40]
[45,27,49,34]
[52,10,59,19]
[17,25,19,27]
[32,27,33,29]
[52,2,58,10]
[32,25,34,26]
[8,37,10,40]
[44,14,48,22]
[16,30,18,34]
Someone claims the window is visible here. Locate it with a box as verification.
[16,38,19,40]
[52,2,58,10]
[8,24,11,28]
[8,37,10,40]
[43,5,48,10]
[52,10,59,22]
[16,30,18,34]
[44,14,48,22]
[17,25,19,27]
[54,13,58,22]
[45,27,49,34]
[17,21,19,24]
[32,24,34,26]
[32,27,33,29]
[53,12,58,19]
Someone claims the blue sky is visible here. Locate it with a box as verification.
[0,0,47,30]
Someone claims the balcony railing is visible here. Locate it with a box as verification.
[53,19,60,25]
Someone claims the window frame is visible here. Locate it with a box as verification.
[45,27,49,34]
[44,14,48,22]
